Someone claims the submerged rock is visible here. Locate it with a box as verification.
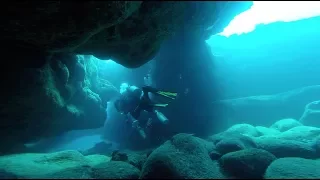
[264,157,320,179]
[219,148,276,178]
[81,141,114,156]
[211,132,257,155]
[0,169,18,179]
[224,123,260,137]
[277,126,320,143]
[91,161,140,179]
[140,133,227,179]
[209,150,222,160]
[255,126,281,136]
[0,150,110,178]
[270,118,302,132]
[254,137,318,159]
[110,150,147,170]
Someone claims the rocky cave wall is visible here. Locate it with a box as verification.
[0,54,118,155]
[0,1,252,153]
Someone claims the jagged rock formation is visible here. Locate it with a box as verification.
[0,55,118,155]
[2,1,251,68]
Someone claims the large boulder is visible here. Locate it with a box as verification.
[215,135,257,155]
[0,150,109,178]
[81,141,114,156]
[140,133,227,179]
[264,157,320,179]
[276,126,320,143]
[0,149,141,179]
[224,123,260,137]
[254,137,318,159]
[255,126,281,136]
[91,161,140,179]
[219,148,276,178]
[111,150,148,170]
[270,118,302,132]
[208,125,257,155]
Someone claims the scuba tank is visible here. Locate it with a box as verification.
[155,110,169,124]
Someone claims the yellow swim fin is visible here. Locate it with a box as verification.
[156,91,178,100]
[153,103,169,107]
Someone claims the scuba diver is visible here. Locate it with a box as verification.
[114,83,177,139]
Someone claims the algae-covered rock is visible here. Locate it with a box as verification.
[255,126,281,136]
[140,133,227,179]
[86,154,111,167]
[209,150,222,160]
[214,133,257,155]
[277,126,320,143]
[270,118,302,132]
[264,157,320,179]
[224,123,260,137]
[0,150,110,178]
[219,148,276,178]
[91,161,140,179]
[254,137,318,159]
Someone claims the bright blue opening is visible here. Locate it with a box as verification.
[213,1,320,38]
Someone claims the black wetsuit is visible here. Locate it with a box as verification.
[120,86,158,120]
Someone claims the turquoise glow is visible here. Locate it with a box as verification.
[218,1,320,37]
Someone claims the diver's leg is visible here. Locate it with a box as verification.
[133,121,147,139]
[142,86,158,94]
[129,110,147,139]
[142,86,178,100]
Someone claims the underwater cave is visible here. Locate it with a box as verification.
[1,1,320,179]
